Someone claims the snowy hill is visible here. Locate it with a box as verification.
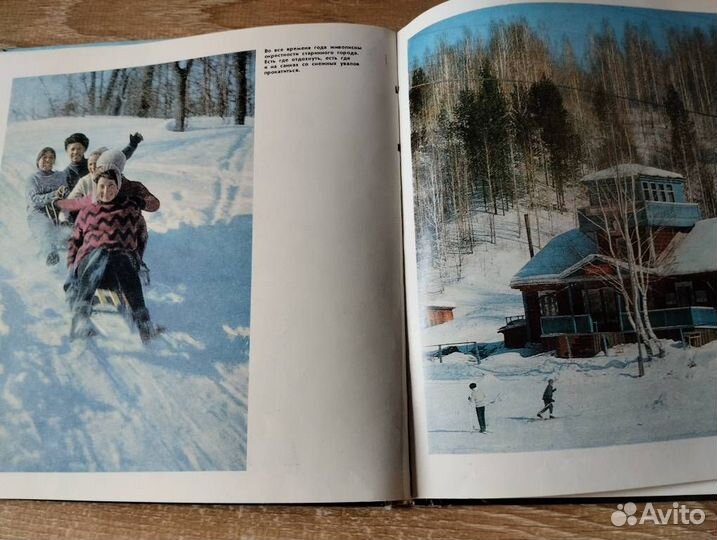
[0,116,252,471]
[416,203,717,453]
[419,206,577,347]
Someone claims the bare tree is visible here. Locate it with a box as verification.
[582,166,666,376]
[112,69,131,116]
[173,60,194,131]
[101,69,121,114]
[137,65,155,118]
[234,52,248,125]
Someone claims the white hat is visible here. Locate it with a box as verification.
[95,149,126,186]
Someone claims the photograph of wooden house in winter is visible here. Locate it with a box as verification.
[510,165,716,363]
[408,3,717,454]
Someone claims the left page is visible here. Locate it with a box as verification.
[0,23,408,503]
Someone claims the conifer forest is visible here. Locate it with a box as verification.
[409,13,717,285]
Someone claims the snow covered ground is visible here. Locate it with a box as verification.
[426,342,717,453]
[0,115,253,471]
[419,207,576,349]
[416,207,717,454]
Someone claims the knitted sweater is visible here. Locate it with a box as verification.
[68,195,146,270]
[64,158,89,191]
[26,170,67,215]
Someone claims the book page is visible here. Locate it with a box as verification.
[0,23,408,503]
[398,0,717,498]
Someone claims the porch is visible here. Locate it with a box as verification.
[541,306,717,337]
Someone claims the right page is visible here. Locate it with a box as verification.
[398,0,717,498]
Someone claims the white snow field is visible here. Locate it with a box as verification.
[0,115,253,471]
[417,208,717,454]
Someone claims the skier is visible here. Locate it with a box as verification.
[537,379,557,419]
[468,381,488,433]
[25,147,70,265]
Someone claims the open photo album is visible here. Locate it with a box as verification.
[0,0,714,503]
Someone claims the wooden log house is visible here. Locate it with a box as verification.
[508,165,717,357]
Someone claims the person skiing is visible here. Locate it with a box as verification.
[468,381,488,433]
[537,379,557,419]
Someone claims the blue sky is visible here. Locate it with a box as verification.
[408,3,716,68]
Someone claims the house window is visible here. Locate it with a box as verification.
[602,289,617,319]
[589,187,599,206]
[582,289,604,319]
[539,292,559,316]
[666,184,675,202]
[650,183,659,201]
[665,292,677,306]
[695,290,708,304]
[657,184,667,201]
[642,182,651,201]
[675,281,694,307]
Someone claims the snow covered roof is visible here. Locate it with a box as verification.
[511,219,716,287]
[510,229,597,287]
[658,218,717,276]
[581,164,684,183]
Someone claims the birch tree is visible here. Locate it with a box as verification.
[583,166,666,376]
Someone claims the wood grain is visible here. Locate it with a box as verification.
[1,1,715,538]
[0,0,439,49]
[0,500,715,539]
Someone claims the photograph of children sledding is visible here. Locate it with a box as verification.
[0,50,255,472]
[408,4,717,454]
[29,133,161,342]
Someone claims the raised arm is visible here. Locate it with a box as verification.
[122,132,143,161]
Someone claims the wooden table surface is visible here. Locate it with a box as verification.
[1,1,716,538]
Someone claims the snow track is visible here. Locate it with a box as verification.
[0,116,252,471]
[417,201,717,454]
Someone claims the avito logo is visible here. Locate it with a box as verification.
[611,502,706,527]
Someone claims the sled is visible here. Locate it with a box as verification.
[92,289,129,315]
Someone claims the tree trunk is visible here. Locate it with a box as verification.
[101,69,120,114]
[112,69,130,116]
[138,65,155,118]
[173,60,193,132]
[234,52,248,125]
[88,72,96,115]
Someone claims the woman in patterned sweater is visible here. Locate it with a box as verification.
[65,167,159,343]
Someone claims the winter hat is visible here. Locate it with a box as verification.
[88,146,109,160]
[36,147,56,168]
[94,149,126,188]
[64,132,89,150]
